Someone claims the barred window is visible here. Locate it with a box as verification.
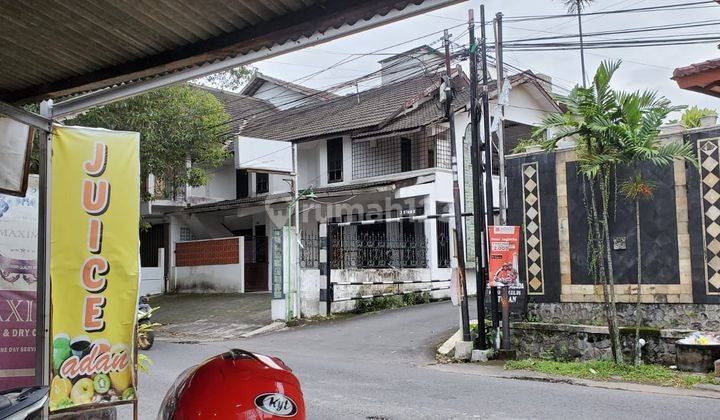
[256,173,269,194]
[327,138,343,183]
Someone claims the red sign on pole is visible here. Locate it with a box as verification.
[488,226,520,288]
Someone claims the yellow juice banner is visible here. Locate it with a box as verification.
[49,125,139,412]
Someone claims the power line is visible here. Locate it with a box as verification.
[502,1,716,23]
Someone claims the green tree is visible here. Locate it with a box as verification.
[559,0,594,87]
[535,60,697,363]
[195,66,255,92]
[678,105,717,129]
[67,85,231,200]
[613,91,696,365]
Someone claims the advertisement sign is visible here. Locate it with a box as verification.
[0,175,38,391]
[488,226,521,287]
[487,226,525,312]
[50,126,139,412]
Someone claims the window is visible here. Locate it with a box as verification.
[327,139,343,183]
[400,137,412,172]
[236,169,249,198]
[256,173,269,194]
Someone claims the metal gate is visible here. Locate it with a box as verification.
[319,213,469,314]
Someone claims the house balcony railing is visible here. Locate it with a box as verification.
[351,129,451,180]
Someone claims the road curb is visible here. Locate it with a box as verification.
[427,363,720,400]
[240,321,286,338]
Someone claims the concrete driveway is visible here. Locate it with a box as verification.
[129,300,720,419]
[148,292,271,342]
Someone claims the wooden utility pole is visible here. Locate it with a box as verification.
[494,12,508,226]
[479,5,500,334]
[468,9,488,350]
[442,29,471,343]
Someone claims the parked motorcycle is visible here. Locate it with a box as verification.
[137,296,156,350]
[158,349,305,419]
[0,386,48,420]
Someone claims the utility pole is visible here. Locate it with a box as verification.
[443,29,471,343]
[479,5,499,333]
[494,12,507,226]
[468,9,488,350]
[576,0,587,87]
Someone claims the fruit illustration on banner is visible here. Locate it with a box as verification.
[109,344,132,393]
[93,374,111,394]
[49,376,72,410]
[49,125,140,412]
[71,378,95,405]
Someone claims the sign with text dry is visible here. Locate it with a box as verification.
[49,126,140,413]
[0,175,38,391]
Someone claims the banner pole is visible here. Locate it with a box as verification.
[35,100,52,387]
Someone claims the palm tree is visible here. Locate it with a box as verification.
[560,0,594,87]
[536,60,623,363]
[535,60,696,363]
[614,92,695,365]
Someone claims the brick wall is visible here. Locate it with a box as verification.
[175,238,239,267]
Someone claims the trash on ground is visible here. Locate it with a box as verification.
[678,332,720,345]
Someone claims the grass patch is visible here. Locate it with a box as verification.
[354,292,430,314]
[505,358,720,388]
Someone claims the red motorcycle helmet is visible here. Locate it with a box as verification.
[158,349,305,419]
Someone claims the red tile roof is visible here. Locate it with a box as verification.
[672,58,720,79]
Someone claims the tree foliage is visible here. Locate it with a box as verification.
[67,85,231,200]
[560,0,594,13]
[534,60,697,364]
[678,105,717,129]
[195,66,255,92]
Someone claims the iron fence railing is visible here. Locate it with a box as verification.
[436,220,451,268]
[300,231,320,268]
[331,231,428,269]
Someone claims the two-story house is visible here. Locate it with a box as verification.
[153,47,562,295]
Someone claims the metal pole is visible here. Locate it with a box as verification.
[480,5,500,332]
[468,9,488,350]
[501,285,511,351]
[35,100,52,386]
[443,30,471,343]
[293,143,301,318]
[495,12,508,226]
[577,0,587,88]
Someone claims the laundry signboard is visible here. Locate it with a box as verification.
[49,126,140,413]
[0,175,38,391]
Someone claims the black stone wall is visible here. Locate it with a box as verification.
[506,152,561,303]
[565,161,680,285]
[686,128,720,304]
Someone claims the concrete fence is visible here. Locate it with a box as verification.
[171,237,245,293]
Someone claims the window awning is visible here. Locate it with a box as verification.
[0,0,462,112]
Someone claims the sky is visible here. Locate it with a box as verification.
[250,0,720,118]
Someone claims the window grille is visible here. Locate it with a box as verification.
[352,129,450,180]
[256,173,269,194]
[327,138,343,183]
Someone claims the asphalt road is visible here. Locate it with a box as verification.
[130,301,720,419]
